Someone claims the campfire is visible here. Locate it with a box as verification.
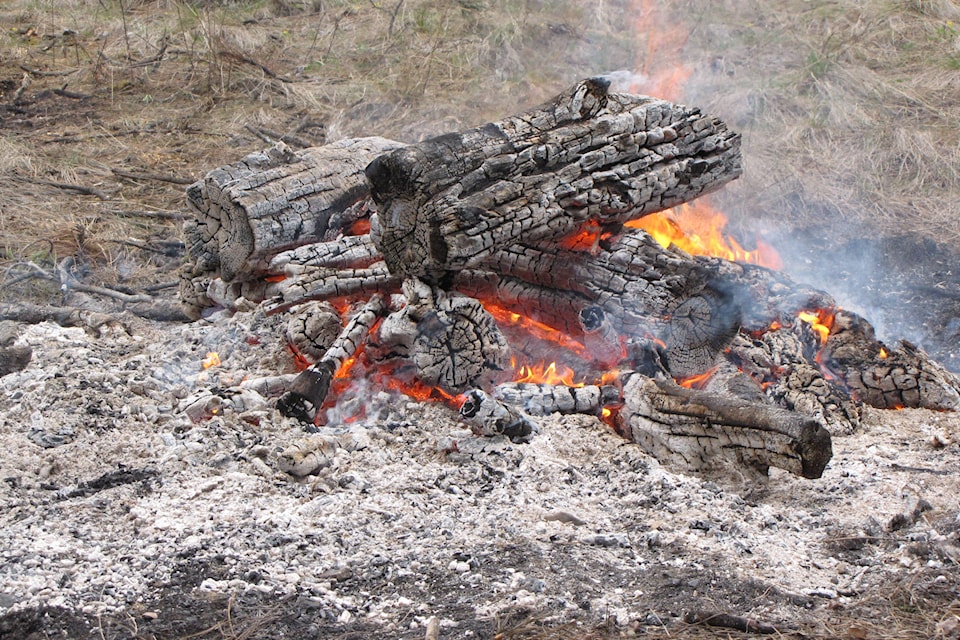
[178,78,960,481]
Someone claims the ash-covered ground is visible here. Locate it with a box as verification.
[1,303,959,639]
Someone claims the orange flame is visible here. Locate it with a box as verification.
[798,309,836,346]
[627,202,782,269]
[512,360,584,387]
[201,352,221,369]
[676,365,718,390]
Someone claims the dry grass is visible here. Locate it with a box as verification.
[672,0,960,245]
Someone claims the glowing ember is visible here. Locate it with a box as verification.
[334,354,359,379]
[798,309,836,346]
[627,203,782,269]
[201,352,221,369]
[348,218,371,236]
[484,302,590,359]
[676,365,719,390]
[879,347,888,359]
[287,344,312,372]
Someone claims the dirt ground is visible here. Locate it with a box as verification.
[3,1,960,638]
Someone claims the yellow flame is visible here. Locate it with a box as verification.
[202,352,221,369]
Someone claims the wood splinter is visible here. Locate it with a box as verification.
[277,295,387,423]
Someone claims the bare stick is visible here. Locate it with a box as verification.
[682,610,778,634]
[111,167,193,185]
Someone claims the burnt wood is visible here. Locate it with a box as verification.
[178,78,960,480]
[366,77,742,283]
[618,373,833,479]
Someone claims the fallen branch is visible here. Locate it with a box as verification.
[18,64,79,77]
[0,302,123,335]
[52,85,90,100]
[21,177,111,200]
[682,610,778,634]
[244,125,314,150]
[111,167,193,185]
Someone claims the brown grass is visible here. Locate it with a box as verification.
[672,0,960,245]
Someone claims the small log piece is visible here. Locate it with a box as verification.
[277,294,388,423]
[493,382,620,417]
[183,137,403,283]
[459,389,539,441]
[618,373,833,479]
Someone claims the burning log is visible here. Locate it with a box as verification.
[277,295,388,423]
[618,374,833,479]
[366,77,742,282]
[285,301,342,362]
[368,278,511,393]
[821,309,960,411]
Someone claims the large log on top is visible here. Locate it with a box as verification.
[365,77,741,283]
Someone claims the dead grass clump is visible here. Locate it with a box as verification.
[673,0,960,246]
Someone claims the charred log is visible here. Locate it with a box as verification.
[184,137,402,283]
[618,373,833,479]
[367,77,742,283]
[368,279,511,394]
[493,382,620,417]
[277,295,388,423]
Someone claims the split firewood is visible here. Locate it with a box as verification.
[277,294,388,423]
[366,77,742,282]
[618,373,833,479]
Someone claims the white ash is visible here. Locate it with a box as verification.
[1,311,958,633]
